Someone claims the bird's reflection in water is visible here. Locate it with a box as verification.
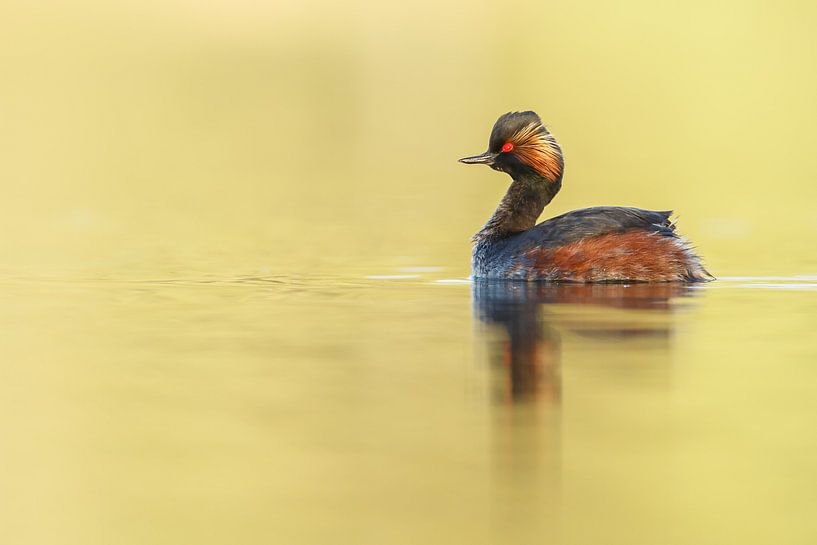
[473,280,696,404]
[474,280,697,541]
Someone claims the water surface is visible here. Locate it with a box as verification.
[3,270,816,545]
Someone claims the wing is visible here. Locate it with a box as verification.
[473,206,711,281]
[521,206,676,248]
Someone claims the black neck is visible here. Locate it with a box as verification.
[474,171,562,242]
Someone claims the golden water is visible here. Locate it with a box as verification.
[2,1,817,544]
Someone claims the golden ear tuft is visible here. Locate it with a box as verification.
[510,122,563,181]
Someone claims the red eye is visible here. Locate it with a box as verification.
[501,142,514,153]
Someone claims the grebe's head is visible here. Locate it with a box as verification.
[459,111,563,182]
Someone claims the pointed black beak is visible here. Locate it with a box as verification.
[459,151,496,165]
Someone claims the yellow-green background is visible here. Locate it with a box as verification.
[2,2,817,544]
[4,0,817,276]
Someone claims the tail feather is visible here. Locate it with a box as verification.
[675,236,715,282]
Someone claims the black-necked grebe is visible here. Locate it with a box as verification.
[460,111,713,282]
